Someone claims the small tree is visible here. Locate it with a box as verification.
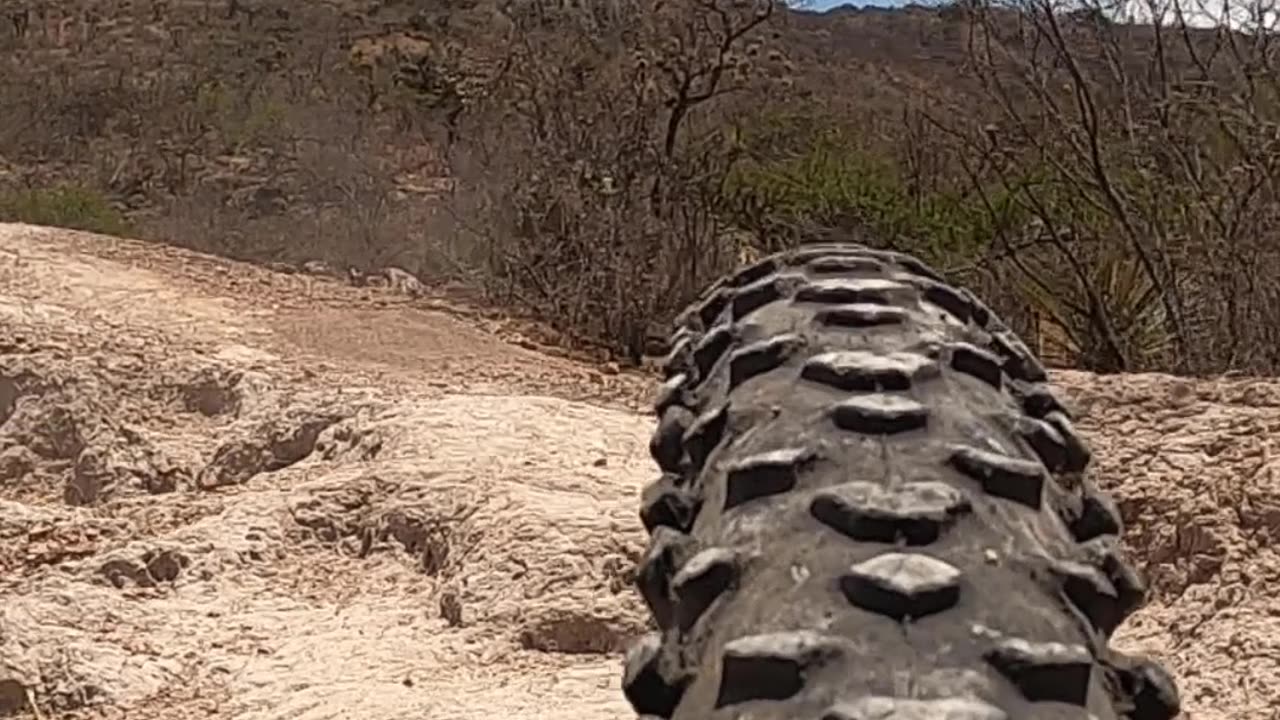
[407,0,790,361]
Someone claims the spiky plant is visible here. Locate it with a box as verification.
[1015,238,1172,372]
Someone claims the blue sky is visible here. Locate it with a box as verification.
[804,0,920,8]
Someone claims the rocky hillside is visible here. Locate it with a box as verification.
[0,2,1029,272]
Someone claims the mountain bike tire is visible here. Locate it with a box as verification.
[623,242,1181,720]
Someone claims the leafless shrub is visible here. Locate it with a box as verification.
[934,0,1280,373]
[399,0,791,360]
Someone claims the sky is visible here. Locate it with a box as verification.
[803,0,919,8]
[796,0,1277,29]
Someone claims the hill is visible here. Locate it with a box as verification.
[2,0,1277,376]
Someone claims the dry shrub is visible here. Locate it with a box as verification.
[7,0,1276,377]
[942,0,1280,374]
[0,1,451,278]
[407,0,791,360]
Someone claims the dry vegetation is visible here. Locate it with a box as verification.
[3,0,1280,374]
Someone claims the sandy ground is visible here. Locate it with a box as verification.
[0,223,1276,720]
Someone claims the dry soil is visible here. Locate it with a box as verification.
[0,223,1276,720]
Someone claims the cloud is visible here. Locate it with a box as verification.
[1109,0,1279,28]
[798,0,1280,29]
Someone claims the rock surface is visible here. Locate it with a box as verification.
[0,222,1273,719]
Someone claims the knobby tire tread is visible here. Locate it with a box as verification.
[624,242,1181,720]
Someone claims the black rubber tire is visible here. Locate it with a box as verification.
[624,243,1181,720]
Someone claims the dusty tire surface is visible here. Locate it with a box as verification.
[623,243,1182,719]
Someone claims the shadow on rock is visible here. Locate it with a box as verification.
[2,388,192,505]
[197,409,347,489]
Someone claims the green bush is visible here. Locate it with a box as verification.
[720,120,1025,268]
[0,185,131,236]
[194,82,288,150]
